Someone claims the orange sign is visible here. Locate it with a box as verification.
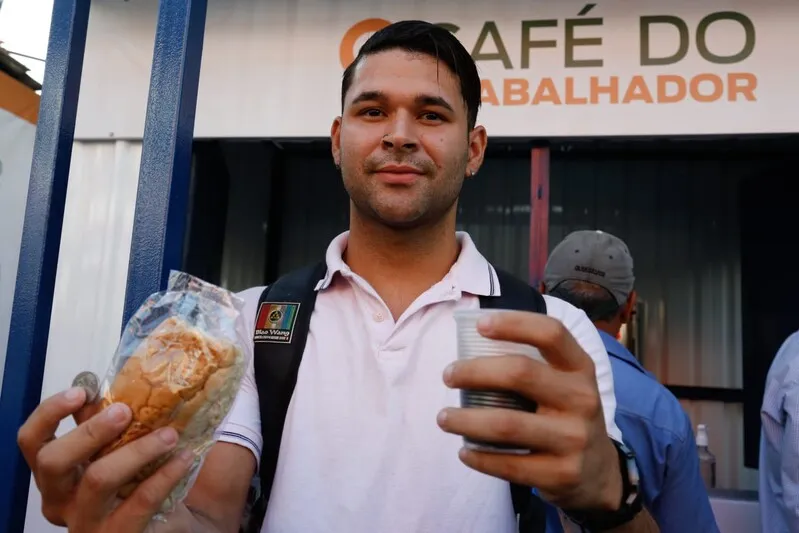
[339,18,390,68]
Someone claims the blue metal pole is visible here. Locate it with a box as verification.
[0,0,91,531]
[121,0,208,327]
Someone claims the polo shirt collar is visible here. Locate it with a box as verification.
[314,231,500,297]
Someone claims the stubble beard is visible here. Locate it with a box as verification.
[340,152,467,231]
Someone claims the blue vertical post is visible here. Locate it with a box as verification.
[121,0,208,325]
[0,0,91,531]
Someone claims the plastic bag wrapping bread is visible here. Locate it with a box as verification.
[92,271,251,520]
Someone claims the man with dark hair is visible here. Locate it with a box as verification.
[541,230,720,533]
[340,20,483,131]
[20,22,657,533]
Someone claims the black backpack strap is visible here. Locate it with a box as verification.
[478,266,548,533]
[479,267,546,314]
[246,261,328,533]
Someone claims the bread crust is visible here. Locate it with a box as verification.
[94,315,242,497]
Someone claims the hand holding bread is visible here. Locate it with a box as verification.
[17,272,251,531]
[94,315,245,504]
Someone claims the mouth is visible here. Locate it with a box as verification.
[374,165,424,185]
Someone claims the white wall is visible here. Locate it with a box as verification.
[24,140,141,533]
[0,109,35,392]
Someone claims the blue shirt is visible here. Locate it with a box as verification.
[542,331,719,533]
[759,330,799,533]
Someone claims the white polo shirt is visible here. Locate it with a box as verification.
[219,231,621,533]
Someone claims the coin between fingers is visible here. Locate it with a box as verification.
[71,371,100,404]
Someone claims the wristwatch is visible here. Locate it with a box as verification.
[562,439,642,531]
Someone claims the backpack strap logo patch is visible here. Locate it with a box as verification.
[254,302,301,344]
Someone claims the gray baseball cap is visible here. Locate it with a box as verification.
[543,230,635,305]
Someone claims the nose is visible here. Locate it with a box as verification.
[382,115,418,153]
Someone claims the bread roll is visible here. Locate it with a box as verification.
[94,315,243,498]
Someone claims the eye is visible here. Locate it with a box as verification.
[420,112,444,122]
[359,108,385,118]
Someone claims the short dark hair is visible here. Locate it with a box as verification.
[340,20,482,130]
[547,280,621,323]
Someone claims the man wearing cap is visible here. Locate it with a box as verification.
[540,230,719,533]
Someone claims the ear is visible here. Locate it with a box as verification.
[330,117,342,168]
[466,125,488,177]
[620,290,637,324]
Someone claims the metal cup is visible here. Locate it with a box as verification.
[453,309,545,455]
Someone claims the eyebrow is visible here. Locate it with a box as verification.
[350,90,386,107]
[415,94,455,113]
[349,91,456,113]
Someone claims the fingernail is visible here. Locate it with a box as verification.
[106,403,130,423]
[158,427,178,446]
[178,448,195,464]
[437,409,448,426]
[476,314,495,332]
[64,387,84,403]
[443,363,455,386]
